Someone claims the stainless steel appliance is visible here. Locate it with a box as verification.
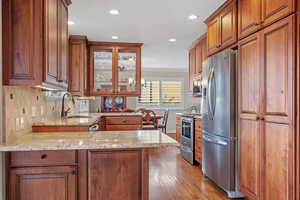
[180,115,195,165]
[201,49,244,198]
[192,75,202,97]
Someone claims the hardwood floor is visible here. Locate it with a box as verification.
[149,147,229,200]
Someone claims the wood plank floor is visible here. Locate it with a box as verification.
[149,147,230,200]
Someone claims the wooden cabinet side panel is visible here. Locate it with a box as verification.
[188,48,196,91]
[88,150,143,200]
[2,0,43,85]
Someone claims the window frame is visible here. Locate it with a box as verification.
[137,77,184,110]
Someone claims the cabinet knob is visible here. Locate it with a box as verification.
[41,154,48,159]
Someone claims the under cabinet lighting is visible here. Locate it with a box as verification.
[109,9,120,15]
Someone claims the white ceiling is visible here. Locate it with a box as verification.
[69,0,225,71]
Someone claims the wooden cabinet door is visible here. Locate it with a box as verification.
[44,0,59,86]
[201,35,208,63]
[2,0,44,86]
[219,0,237,48]
[195,42,203,75]
[237,33,261,199]
[9,167,76,200]
[207,17,220,55]
[57,0,69,88]
[188,48,196,91]
[88,150,146,200]
[262,0,295,26]
[69,36,87,96]
[238,0,262,39]
[260,15,295,200]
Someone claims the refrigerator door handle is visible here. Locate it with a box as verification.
[203,135,228,146]
[207,67,214,120]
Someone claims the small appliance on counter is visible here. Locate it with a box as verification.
[180,115,195,165]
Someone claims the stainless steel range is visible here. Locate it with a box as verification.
[180,115,195,165]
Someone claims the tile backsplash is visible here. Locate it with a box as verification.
[3,86,74,142]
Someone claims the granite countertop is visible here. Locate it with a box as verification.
[0,130,179,151]
[33,112,143,127]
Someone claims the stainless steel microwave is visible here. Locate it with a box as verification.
[192,75,202,97]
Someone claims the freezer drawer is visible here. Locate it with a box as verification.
[202,134,235,192]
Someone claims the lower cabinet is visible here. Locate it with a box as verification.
[194,117,202,165]
[87,150,147,200]
[9,167,76,200]
[175,115,182,142]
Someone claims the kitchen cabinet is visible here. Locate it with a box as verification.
[176,115,182,142]
[87,149,148,200]
[205,0,237,55]
[188,34,207,91]
[238,0,295,39]
[89,42,143,96]
[103,116,143,131]
[237,15,295,200]
[194,117,202,165]
[188,48,196,91]
[9,167,76,200]
[69,35,88,96]
[3,0,71,89]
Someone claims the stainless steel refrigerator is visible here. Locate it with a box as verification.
[201,49,244,198]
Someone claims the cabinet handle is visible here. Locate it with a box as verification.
[41,154,48,159]
[260,117,265,121]
[72,170,76,175]
[122,120,128,124]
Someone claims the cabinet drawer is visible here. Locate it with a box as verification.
[10,150,76,167]
[105,116,142,125]
[105,125,142,131]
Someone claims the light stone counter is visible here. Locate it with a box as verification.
[33,112,143,126]
[0,130,179,151]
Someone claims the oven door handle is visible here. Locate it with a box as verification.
[203,135,228,146]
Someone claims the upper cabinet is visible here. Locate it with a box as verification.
[69,35,88,96]
[205,0,237,56]
[3,0,71,89]
[238,0,295,39]
[188,34,207,91]
[89,42,143,96]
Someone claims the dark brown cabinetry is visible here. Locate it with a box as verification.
[238,0,295,39]
[194,117,202,165]
[188,34,207,91]
[103,116,142,131]
[3,0,71,89]
[69,35,88,96]
[238,15,295,200]
[175,115,182,142]
[89,42,143,96]
[205,0,237,55]
[87,150,148,200]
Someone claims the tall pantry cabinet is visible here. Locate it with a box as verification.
[238,15,295,200]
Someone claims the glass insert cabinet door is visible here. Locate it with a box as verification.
[117,47,141,95]
[91,47,115,95]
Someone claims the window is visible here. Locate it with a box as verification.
[138,78,183,108]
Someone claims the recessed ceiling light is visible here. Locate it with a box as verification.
[168,38,177,42]
[110,9,120,15]
[188,14,198,20]
[68,21,75,25]
[112,36,119,40]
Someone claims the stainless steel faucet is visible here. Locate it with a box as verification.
[61,92,75,118]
